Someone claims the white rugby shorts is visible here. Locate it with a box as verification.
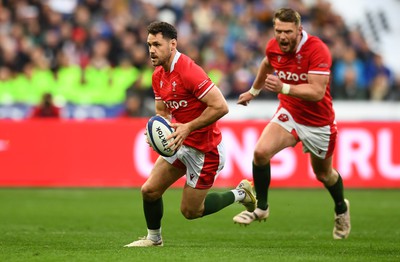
[163,141,225,189]
[271,107,337,159]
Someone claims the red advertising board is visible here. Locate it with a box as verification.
[0,119,399,188]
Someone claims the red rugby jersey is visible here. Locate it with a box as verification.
[152,52,222,152]
[266,30,335,126]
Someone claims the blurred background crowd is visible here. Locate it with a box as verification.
[0,0,399,119]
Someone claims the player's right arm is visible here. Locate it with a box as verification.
[155,100,171,122]
[237,56,274,106]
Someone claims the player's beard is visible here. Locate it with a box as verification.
[151,52,171,67]
[279,38,297,53]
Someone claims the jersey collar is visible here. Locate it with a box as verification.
[296,30,308,53]
[170,51,181,73]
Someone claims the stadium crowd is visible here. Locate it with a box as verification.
[0,0,399,118]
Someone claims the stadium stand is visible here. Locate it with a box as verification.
[0,0,399,119]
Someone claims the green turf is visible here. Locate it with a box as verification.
[0,188,399,262]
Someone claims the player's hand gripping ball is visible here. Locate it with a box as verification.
[146,115,176,157]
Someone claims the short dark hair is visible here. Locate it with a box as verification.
[273,8,301,26]
[147,21,177,40]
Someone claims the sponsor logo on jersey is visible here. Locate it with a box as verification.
[164,100,188,110]
[277,70,307,82]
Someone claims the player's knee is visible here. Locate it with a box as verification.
[315,172,328,184]
[315,170,337,186]
[180,207,202,220]
[253,148,271,165]
[140,184,162,201]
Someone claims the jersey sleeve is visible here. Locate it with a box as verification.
[182,62,215,99]
[152,71,161,100]
[308,39,332,76]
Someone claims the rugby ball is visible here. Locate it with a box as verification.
[146,115,176,157]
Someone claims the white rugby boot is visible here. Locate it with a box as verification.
[333,199,351,239]
[233,207,270,226]
[236,179,257,212]
[124,236,163,247]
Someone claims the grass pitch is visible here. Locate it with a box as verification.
[0,188,399,261]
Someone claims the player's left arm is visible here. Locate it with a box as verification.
[169,86,229,149]
[265,73,329,101]
[189,86,229,130]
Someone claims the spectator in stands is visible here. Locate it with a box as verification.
[365,54,394,93]
[369,73,391,101]
[30,92,61,118]
[119,96,141,118]
[332,67,368,100]
[0,66,13,104]
[119,90,152,118]
[388,74,400,101]
[332,46,366,91]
